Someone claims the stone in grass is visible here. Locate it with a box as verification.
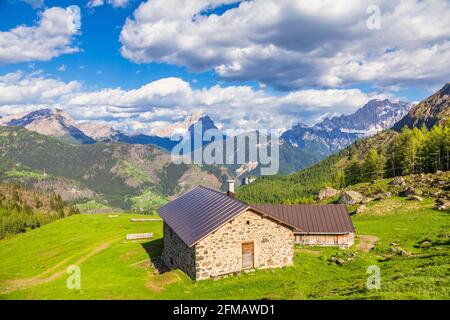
[374,192,392,200]
[390,176,405,186]
[399,186,422,197]
[407,195,423,201]
[419,241,432,249]
[434,197,450,211]
[356,205,367,214]
[361,197,374,204]
[338,190,364,205]
[318,187,340,201]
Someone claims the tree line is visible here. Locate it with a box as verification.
[237,121,449,204]
[341,121,450,186]
[0,184,79,239]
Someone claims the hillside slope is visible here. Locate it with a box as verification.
[237,84,449,203]
[0,183,79,239]
[0,126,229,210]
[0,197,448,299]
[393,83,450,130]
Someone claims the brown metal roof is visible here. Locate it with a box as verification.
[158,186,354,246]
[251,204,354,234]
[157,186,249,247]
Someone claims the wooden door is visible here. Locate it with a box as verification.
[242,241,254,269]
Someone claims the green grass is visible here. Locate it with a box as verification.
[118,161,152,184]
[5,169,50,180]
[126,190,168,214]
[75,200,113,213]
[0,198,448,300]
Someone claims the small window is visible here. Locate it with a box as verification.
[169,228,173,238]
[170,258,174,266]
[246,220,250,225]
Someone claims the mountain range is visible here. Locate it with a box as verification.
[0,83,447,211]
[0,109,95,144]
[282,99,412,157]
[237,83,450,204]
[0,98,413,177]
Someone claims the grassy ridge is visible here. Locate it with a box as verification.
[0,198,448,299]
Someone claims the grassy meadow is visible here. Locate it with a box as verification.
[0,197,448,300]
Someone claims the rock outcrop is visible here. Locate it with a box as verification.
[318,187,340,200]
[338,190,364,205]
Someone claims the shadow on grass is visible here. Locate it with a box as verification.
[141,238,170,274]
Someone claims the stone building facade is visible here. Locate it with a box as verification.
[159,185,354,281]
[161,222,196,279]
[162,209,294,281]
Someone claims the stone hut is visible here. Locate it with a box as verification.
[158,183,354,281]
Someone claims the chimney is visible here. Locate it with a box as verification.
[226,179,235,197]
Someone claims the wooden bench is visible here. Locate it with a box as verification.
[130,218,162,222]
[126,233,153,240]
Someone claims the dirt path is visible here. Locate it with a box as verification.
[0,238,118,294]
[357,235,379,252]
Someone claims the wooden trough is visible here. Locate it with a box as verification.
[126,233,153,240]
[130,218,162,222]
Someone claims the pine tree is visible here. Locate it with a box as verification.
[363,149,386,181]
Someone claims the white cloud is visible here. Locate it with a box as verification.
[120,0,450,90]
[87,0,130,9]
[87,0,104,8]
[65,77,384,133]
[0,71,391,134]
[20,0,44,9]
[58,64,66,72]
[0,6,81,65]
[0,71,80,106]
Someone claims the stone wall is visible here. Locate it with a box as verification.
[194,209,294,280]
[161,222,196,279]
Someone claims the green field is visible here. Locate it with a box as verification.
[0,197,448,300]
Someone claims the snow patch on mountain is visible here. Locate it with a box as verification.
[282,99,412,155]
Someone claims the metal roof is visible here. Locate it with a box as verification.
[251,204,354,234]
[158,186,355,247]
[157,186,250,247]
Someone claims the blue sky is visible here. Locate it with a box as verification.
[0,0,221,91]
[0,0,448,134]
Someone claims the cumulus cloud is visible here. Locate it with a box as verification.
[0,71,80,107]
[0,71,389,134]
[0,6,81,65]
[65,77,384,134]
[120,0,450,90]
[87,0,130,8]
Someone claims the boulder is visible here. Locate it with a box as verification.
[390,176,405,186]
[419,241,432,249]
[399,186,421,197]
[338,190,364,205]
[318,187,340,201]
[356,205,367,214]
[361,197,374,204]
[407,195,423,201]
[434,197,450,211]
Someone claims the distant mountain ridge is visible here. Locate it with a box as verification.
[0,98,413,176]
[0,109,95,144]
[282,99,412,156]
[237,84,449,204]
